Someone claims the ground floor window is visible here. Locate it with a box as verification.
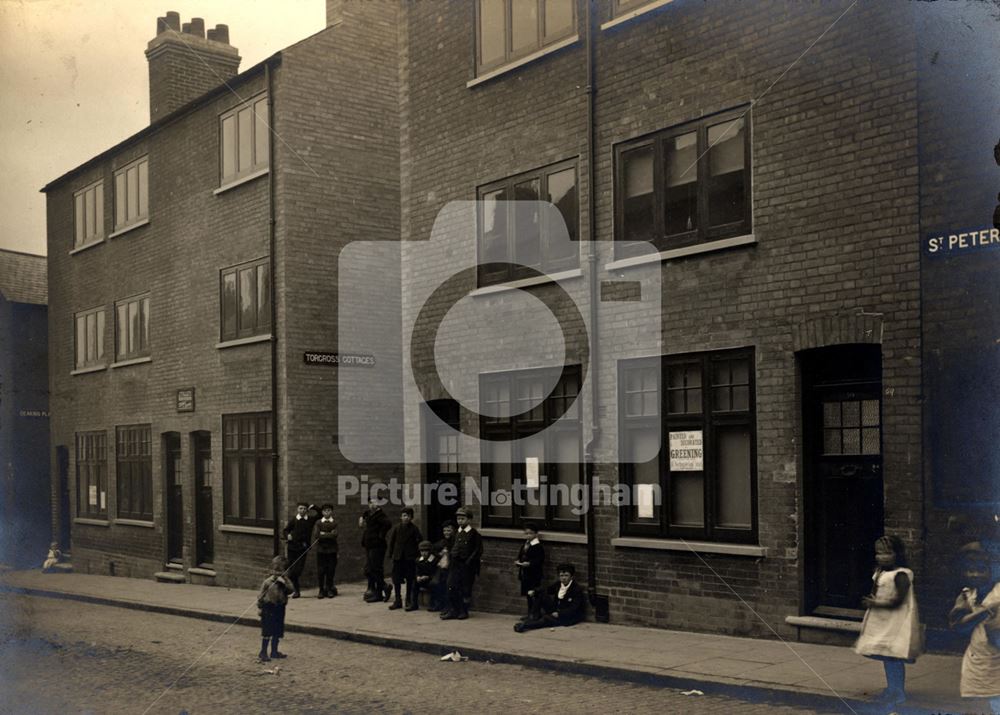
[116,424,152,521]
[76,431,107,518]
[480,365,583,531]
[222,412,274,526]
[619,348,757,542]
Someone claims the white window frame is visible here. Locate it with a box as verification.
[113,156,149,232]
[114,293,151,362]
[73,179,105,249]
[219,94,269,187]
[74,306,107,370]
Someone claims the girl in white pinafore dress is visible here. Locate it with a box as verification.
[854,535,923,708]
[949,541,1000,715]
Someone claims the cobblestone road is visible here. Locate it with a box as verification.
[0,593,840,714]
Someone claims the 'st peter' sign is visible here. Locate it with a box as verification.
[925,227,1000,257]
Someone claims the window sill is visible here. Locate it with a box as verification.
[467,34,579,89]
[110,356,152,369]
[115,518,155,528]
[214,167,270,195]
[71,364,107,376]
[601,0,677,31]
[219,524,273,536]
[611,537,767,557]
[606,234,756,271]
[479,527,587,544]
[108,218,150,240]
[74,517,110,527]
[472,268,583,297]
[216,334,272,350]
[69,238,105,256]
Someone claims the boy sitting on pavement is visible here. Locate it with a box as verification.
[414,540,438,611]
[514,563,585,633]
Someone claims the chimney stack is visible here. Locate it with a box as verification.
[145,10,241,123]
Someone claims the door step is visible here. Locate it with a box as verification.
[154,571,186,584]
[785,615,861,646]
[188,566,216,586]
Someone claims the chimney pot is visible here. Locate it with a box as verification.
[156,16,167,34]
[165,11,180,31]
[214,24,230,45]
[181,22,191,34]
[190,17,205,37]
[206,28,217,41]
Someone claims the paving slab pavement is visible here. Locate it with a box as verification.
[0,569,989,715]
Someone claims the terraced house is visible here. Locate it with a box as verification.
[43,1,400,588]
[44,0,998,648]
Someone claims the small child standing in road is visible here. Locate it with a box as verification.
[948,541,1000,715]
[256,556,292,662]
[854,535,923,709]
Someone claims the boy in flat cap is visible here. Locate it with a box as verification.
[359,498,393,602]
[387,506,423,611]
[441,506,482,620]
[311,503,338,598]
[256,556,292,661]
[282,502,319,598]
[414,539,438,610]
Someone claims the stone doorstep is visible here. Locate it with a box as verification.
[153,571,185,584]
[784,615,862,633]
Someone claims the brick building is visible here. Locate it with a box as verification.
[392,0,999,645]
[43,0,998,647]
[43,2,400,588]
[0,250,49,568]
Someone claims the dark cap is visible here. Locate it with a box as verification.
[320,503,335,511]
[454,507,473,518]
[401,506,415,518]
[419,540,433,550]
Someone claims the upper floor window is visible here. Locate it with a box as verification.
[74,306,106,370]
[480,365,583,532]
[612,0,660,16]
[619,348,757,543]
[114,157,149,231]
[220,95,269,186]
[616,107,751,257]
[74,180,104,248]
[477,0,576,73]
[220,258,271,341]
[478,160,579,286]
[115,294,150,361]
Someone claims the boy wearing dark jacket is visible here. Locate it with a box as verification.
[359,499,392,602]
[441,507,482,620]
[387,507,423,611]
[429,520,456,612]
[282,502,319,598]
[514,563,586,633]
[414,540,438,611]
[311,504,338,598]
[515,522,545,617]
[257,556,293,661]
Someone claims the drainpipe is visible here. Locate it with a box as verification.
[583,0,609,622]
[266,61,280,557]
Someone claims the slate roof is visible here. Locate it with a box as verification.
[0,249,47,305]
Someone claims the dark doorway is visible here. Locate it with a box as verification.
[56,445,71,552]
[164,432,183,564]
[424,400,461,542]
[192,431,214,566]
[801,345,884,616]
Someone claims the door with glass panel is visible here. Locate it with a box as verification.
[802,345,884,614]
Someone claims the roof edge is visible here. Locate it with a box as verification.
[40,52,281,193]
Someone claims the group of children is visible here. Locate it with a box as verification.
[853,534,999,714]
[260,505,1000,714]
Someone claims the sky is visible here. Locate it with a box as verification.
[0,0,326,256]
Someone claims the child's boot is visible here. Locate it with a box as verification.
[258,638,270,662]
[405,587,418,611]
[270,637,286,659]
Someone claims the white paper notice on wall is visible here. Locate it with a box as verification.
[637,483,655,519]
[88,486,98,507]
[669,431,704,471]
[100,491,106,510]
[525,457,540,488]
